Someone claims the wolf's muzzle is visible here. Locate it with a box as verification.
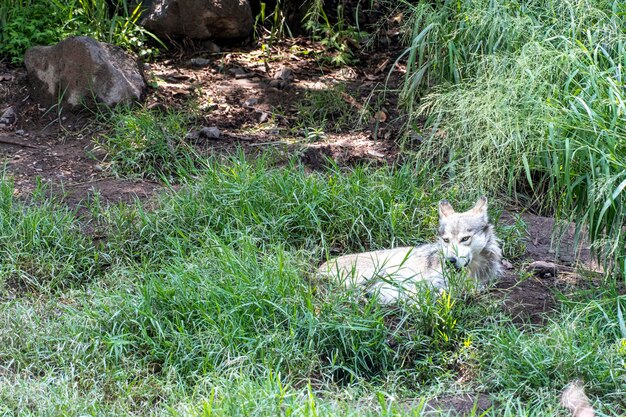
[446,257,462,270]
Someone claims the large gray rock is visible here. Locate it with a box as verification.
[24,36,146,110]
[141,0,253,40]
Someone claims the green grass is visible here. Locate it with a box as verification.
[480,294,626,398]
[288,84,369,141]
[95,106,201,182]
[4,0,624,412]
[401,0,626,275]
[0,155,623,415]
[0,179,102,291]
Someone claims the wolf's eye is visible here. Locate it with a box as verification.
[460,236,471,243]
[442,238,449,243]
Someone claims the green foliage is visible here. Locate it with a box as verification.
[303,1,366,67]
[67,0,162,59]
[0,1,64,63]
[253,0,292,40]
[400,0,537,102]
[402,0,626,274]
[495,213,527,261]
[96,107,201,182]
[294,84,364,137]
[480,294,626,399]
[106,155,446,260]
[0,0,160,64]
[97,240,314,377]
[545,40,626,274]
[0,179,101,291]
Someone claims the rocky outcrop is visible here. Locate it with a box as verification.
[141,0,253,40]
[24,36,146,110]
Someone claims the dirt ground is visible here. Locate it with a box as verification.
[0,38,402,200]
[0,37,602,416]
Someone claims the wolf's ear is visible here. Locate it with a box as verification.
[470,196,488,216]
[439,200,455,218]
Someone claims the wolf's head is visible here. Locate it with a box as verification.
[437,196,492,270]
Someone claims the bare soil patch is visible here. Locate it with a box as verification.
[494,212,600,325]
[1,38,402,198]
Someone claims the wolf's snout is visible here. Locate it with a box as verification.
[446,257,461,269]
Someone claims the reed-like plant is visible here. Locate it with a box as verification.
[402,0,626,273]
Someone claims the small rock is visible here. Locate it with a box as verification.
[234,73,255,80]
[200,103,218,112]
[526,261,557,277]
[259,112,269,123]
[0,107,16,126]
[268,79,286,89]
[190,58,211,68]
[501,259,514,270]
[274,67,295,82]
[228,67,246,76]
[199,126,220,139]
[199,40,221,53]
[15,129,25,136]
[372,110,387,123]
[367,150,385,158]
[243,97,258,107]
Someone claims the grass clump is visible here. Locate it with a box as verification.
[303,1,366,67]
[95,239,316,378]
[402,0,626,273]
[0,179,101,291]
[106,155,448,261]
[293,84,366,141]
[479,293,626,409]
[97,107,201,182]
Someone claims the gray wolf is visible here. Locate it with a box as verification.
[318,197,502,304]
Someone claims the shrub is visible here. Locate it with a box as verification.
[0,0,160,64]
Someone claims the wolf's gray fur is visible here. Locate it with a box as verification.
[318,197,502,303]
